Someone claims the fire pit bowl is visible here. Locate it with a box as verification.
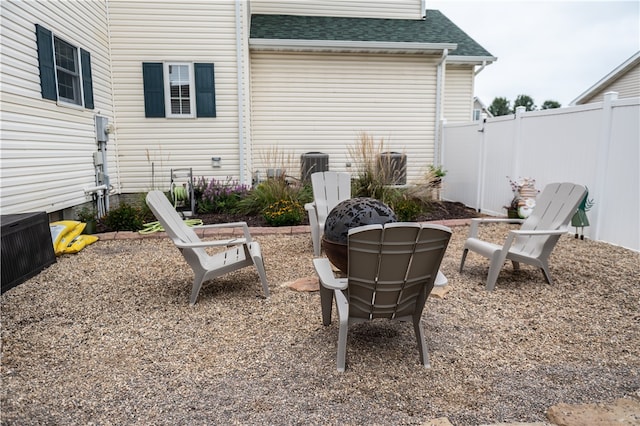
[322,197,396,273]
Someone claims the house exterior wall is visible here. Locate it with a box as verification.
[249,51,438,183]
[1,0,487,215]
[249,0,424,19]
[579,62,640,104]
[0,0,114,215]
[443,64,475,123]
[107,0,249,193]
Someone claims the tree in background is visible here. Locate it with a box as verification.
[541,100,561,109]
[488,97,511,116]
[489,95,562,115]
[513,94,536,112]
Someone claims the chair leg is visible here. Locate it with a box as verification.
[189,271,206,306]
[540,262,554,285]
[320,284,333,326]
[459,248,469,272]
[249,245,270,297]
[413,317,430,368]
[335,290,349,372]
[311,227,321,257]
[485,252,506,291]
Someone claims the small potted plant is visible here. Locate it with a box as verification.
[427,165,447,199]
[77,205,97,234]
[504,177,538,219]
[428,164,447,185]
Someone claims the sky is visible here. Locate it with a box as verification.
[427,0,640,107]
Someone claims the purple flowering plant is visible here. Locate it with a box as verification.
[195,176,249,213]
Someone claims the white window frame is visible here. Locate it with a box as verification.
[164,62,196,118]
[53,35,84,107]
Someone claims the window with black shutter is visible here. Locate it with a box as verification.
[143,61,216,118]
[35,24,94,109]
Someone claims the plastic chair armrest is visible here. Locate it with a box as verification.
[174,238,247,249]
[313,258,347,290]
[193,221,253,241]
[468,217,525,238]
[510,229,568,237]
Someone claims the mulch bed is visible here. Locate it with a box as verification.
[195,201,480,227]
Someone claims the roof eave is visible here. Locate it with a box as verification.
[249,38,458,54]
[570,51,640,105]
[447,55,497,65]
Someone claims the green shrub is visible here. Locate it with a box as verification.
[236,177,311,215]
[391,197,423,221]
[263,199,305,226]
[102,202,145,231]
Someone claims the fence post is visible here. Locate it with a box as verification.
[591,91,618,241]
[511,106,526,180]
[476,117,486,211]
[438,118,447,167]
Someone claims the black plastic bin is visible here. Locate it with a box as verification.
[1,212,56,293]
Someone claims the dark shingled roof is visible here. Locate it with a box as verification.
[250,10,494,58]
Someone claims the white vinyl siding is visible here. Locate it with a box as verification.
[443,64,475,123]
[581,63,640,104]
[108,0,245,192]
[0,0,114,215]
[249,52,438,184]
[250,0,423,19]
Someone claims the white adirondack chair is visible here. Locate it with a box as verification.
[459,182,587,291]
[313,222,452,372]
[304,171,351,256]
[146,190,269,305]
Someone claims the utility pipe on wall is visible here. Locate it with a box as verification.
[433,48,448,167]
[235,0,246,184]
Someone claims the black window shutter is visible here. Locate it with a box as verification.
[35,24,57,101]
[194,63,216,117]
[81,49,94,109]
[142,62,165,118]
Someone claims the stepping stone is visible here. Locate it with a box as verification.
[286,276,319,292]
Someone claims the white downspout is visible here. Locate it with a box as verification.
[433,48,448,167]
[235,0,246,183]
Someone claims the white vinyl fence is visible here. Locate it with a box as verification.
[441,92,639,252]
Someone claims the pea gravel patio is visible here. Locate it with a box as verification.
[1,223,638,425]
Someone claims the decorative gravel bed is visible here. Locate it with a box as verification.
[2,223,639,425]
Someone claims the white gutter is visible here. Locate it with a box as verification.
[249,38,457,54]
[235,0,245,183]
[448,55,497,65]
[433,48,448,167]
[474,60,487,76]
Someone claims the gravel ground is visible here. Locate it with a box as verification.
[2,223,639,425]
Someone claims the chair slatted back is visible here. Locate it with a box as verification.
[146,190,207,260]
[516,183,586,256]
[311,171,351,224]
[347,223,451,320]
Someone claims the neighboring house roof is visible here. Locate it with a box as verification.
[250,10,496,62]
[570,50,640,105]
[474,97,494,117]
